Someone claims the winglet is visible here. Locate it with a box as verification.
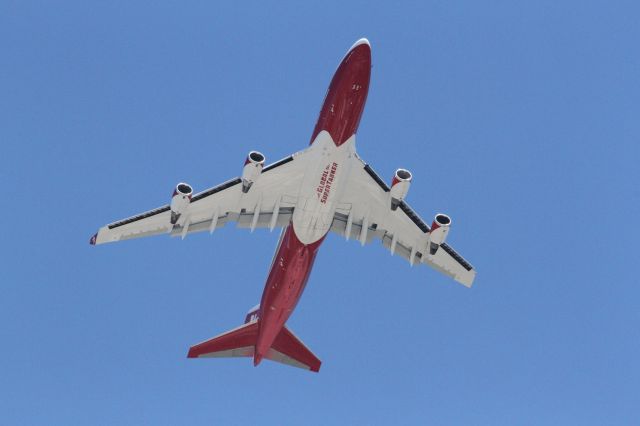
[89,233,97,245]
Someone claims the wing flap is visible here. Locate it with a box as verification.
[168,207,295,238]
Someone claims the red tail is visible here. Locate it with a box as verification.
[188,320,321,372]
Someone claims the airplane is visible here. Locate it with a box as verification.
[90,38,476,373]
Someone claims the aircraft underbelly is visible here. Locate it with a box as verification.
[292,131,355,244]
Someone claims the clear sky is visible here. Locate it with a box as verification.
[1,1,639,424]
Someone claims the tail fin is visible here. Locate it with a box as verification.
[188,310,321,372]
[244,304,260,324]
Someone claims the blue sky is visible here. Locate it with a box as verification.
[1,1,639,424]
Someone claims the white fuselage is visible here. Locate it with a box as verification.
[292,131,356,244]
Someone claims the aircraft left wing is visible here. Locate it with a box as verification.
[331,155,476,287]
[91,153,308,245]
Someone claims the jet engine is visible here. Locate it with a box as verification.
[170,182,193,224]
[389,168,412,210]
[428,213,451,255]
[242,151,265,193]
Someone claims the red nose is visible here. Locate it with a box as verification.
[310,39,372,147]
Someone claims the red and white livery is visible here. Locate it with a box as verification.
[90,39,476,372]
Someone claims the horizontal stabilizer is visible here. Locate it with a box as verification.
[267,326,321,372]
[187,322,258,359]
[188,322,321,372]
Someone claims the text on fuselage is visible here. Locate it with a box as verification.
[316,162,338,204]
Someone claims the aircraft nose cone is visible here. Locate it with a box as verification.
[349,38,371,53]
[344,38,371,67]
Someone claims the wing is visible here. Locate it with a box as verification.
[331,155,476,287]
[91,153,307,245]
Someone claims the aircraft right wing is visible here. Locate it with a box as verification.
[91,152,309,245]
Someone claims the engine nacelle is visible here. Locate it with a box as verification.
[428,213,451,255]
[389,168,412,210]
[242,151,265,193]
[170,182,193,224]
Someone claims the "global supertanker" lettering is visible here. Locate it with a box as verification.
[316,162,338,204]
